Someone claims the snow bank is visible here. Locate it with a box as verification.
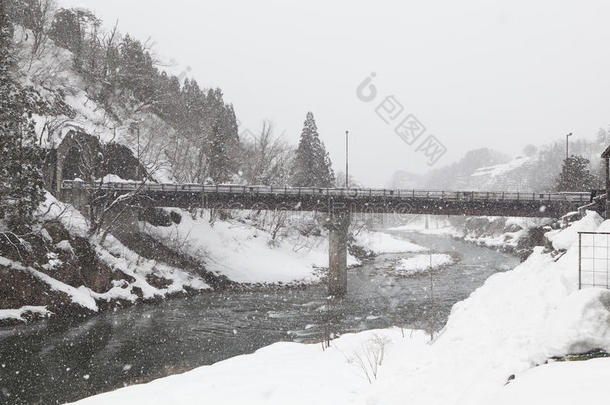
[0,256,98,311]
[0,306,51,323]
[38,192,89,238]
[68,328,428,405]
[392,215,549,250]
[389,216,463,237]
[142,211,359,285]
[545,211,603,251]
[98,174,132,183]
[489,358,610,405]
[353,230,426,254]
[94,234,210,300]
[70,212,610,405]
[391,253,455,276]
[8,193,209,311]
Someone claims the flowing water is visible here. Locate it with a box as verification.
[0,231,519,404]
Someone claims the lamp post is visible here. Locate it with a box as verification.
[566,132,573,160]
[130,121,141,179]
[345,130,349,188]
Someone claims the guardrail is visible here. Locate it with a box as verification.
[61,180,593,203]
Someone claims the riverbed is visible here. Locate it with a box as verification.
[0,231,519,404]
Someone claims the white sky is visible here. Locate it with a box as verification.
[59,0,610,186]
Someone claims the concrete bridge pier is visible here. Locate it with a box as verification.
[60,183,140,236]
[327,212,351,296]
[60,181,89,213]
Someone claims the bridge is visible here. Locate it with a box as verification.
[60,180,603,296]
[61,181,596,217]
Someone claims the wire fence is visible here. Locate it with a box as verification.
[579,232,610,290]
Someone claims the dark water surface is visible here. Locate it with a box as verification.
[0,232,519,404]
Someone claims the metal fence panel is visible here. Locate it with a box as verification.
[579,232,610,290]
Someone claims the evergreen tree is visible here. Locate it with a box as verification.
[0,2,45,232]
[554,155,596,192]
[291,112,335,187]
[206,89,239,183]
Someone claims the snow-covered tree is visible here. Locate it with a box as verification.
[0,3,45,232]
[207,90,240,183]
[554,155,597,192]
[290,112,335,187]
[241,121,292,186]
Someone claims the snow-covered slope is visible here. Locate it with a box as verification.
[69,212,610,405]
[0,194,211,323]
[468,155,537,190]
[141,211,424,285]
[13,26,177,182]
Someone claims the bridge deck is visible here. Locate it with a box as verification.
[61,181,596,218]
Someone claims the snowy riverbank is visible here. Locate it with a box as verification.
[390,253,456,277]
[390,215,550,258]
[0,196,426,324]
[69,211,610,404]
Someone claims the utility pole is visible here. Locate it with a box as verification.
[137,125,140,161]
[566,132,573,160]
[429,249,435,341]
[130,121,141,179]
[345,130,349,188]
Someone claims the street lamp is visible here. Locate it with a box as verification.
[130,121,141,178]
[345,130,349,188]
[566,132,573,160]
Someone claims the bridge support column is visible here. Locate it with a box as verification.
[327,212,350,296]
[61,182,88,213]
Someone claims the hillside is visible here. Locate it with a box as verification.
[1,3,413,325]
[402,135,609,192]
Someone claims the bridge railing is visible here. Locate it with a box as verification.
[60,180,592,203]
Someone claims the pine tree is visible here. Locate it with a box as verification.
[291,112,335,187]
[554,155,596,192]
[0,3,45,232]
[206,89,239,183]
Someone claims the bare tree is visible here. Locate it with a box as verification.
[124,115,174,179]
[24,0,56,62]
[70,134,148,238]
[242,121,293,186]
[166,128,211,184]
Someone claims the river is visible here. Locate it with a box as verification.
[0,231,519,404]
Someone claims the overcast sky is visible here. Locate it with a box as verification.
[60,0,610,186]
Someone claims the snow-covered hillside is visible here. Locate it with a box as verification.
[68,212,610,405]
[13,24,195,183]
[141,210,426,285]
[469,155,537,190]
[408,138,607,192]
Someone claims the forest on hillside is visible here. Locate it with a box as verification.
[1,0,337,233]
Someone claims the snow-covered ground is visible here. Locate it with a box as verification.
[70,211,610,404]
[142,211,347,285]
[391,253,455,276]
[389,216,464,237]
[141,211,425,285]
[390,215,548,251]
[0,306,51,323]
[545,211,603,251]
[353,230,426,253]
[491,357,610,405]
[0,194,210,316]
